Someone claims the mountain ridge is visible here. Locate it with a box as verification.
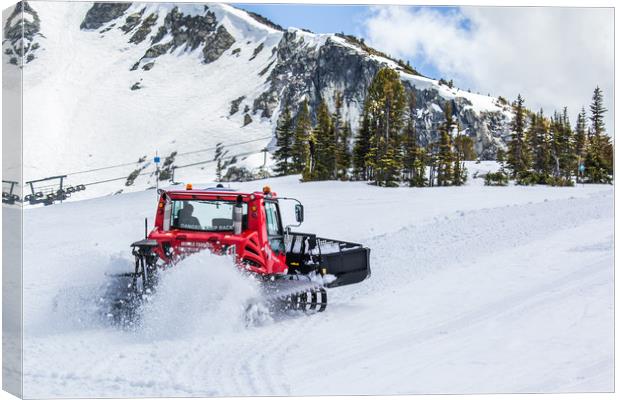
[3,1,513,200]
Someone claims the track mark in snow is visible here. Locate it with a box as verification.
[304,256,610,379]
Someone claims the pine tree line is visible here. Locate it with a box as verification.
[274,69,612,187]
[273,67,473,187]
[504,86,613,186]
[273,94,353,182]
[351,68,471,187]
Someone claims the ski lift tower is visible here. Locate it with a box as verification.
[154,153,161,199]
[24,175,85,206]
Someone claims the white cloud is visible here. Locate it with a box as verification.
[363,6,614,135]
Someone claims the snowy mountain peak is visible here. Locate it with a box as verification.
[4,1,513,200]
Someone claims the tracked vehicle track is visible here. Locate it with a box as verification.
[259,275,327,313]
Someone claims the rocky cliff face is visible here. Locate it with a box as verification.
[404,85,511,158]
[6,1,512,160]
[83,3,235,70]
[255,31,511,158]
[80,2,132,30]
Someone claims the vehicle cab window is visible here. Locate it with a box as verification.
[170,199,247,232]
[264,201,285,254]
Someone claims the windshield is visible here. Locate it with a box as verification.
[264,200,285,253]
[170,199,247,232]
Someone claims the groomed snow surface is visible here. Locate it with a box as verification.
[15,166,613,397]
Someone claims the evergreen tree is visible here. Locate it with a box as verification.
[311,100,336,180]
[352,114,371,180]
[452,122,467,186]
[600,135,614,177]
[496,148,505,164]
[376,146,402,187]
[402,92,422,185]
[302,132,316,181]
[292,100,311,174]
[527,109,551,180]
[411,146,428,187]
[507,94,529,177]
[402,114,417,182]
[584,133,608,183]
[436,102,455,186]
[273,105,294,176]
[496,147,507,178]
[333,92,351,180]
[214,143,225,181]
[214,142,224,160]
[337,122,352,180]
[589,86,606,137]
[574,107,587,167]
[453,150,463,185]
[454,135,476,161]
[557,107,576,179]
[525,112,539,178]
[425,142,436,187]
[216,158,223,182]
[548,111,567,179]
[584,87,612,183]
[355,67,407,186]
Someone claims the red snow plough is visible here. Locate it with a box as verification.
[108,185,370,323]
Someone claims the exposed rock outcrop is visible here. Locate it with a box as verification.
[120,8,145,33]
[202,25,235,63]
[229,96,246,116]
[80,2,131,30]
[222,166,260,182]
[3,1,42,65]
[156,6,218,51]
[125,6,234,68]
[249,42,264,61]
[243,113,253,126]
[129,12,158,44]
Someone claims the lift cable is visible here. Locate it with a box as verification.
[81,149,265,187]
[63,135,273,177]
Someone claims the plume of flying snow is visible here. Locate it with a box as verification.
[139,251,262,339]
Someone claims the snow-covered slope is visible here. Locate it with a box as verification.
[15,2,283,199]
[18,171,613,396]
[3,1,513,201]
